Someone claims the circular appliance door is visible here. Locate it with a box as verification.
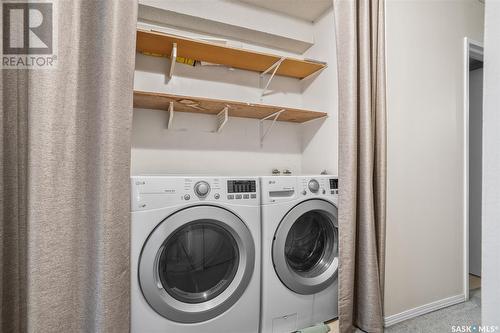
[272,199,338,295]
[139,205,255,323]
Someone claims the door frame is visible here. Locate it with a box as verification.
[463,37,484,301]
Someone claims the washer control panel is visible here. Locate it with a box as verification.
[329,178,338,194]
[194,181,211,197]
[298,175,338,197]
[260,175,338,205]
[227,180,256,193]
[226,180,257,200]
[131,176,260,211]
[308,179,320,192]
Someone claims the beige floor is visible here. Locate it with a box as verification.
[327,320,339,333]
[469,274,481,290]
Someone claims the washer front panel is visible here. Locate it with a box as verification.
[272,199,338,295]
[139,205,255,323]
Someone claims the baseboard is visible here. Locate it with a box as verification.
[384,294,466,327]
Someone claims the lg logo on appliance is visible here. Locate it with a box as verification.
[2,1,57,68]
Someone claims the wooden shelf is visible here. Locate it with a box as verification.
[136,29,327,79]
[133,91,327,123]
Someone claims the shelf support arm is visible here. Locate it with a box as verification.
[260,57,286,96]
[301,66,325,81]
[168,42,177,78]
[167,101,174,129]
[215,105,230,133]
[260,109,285,146]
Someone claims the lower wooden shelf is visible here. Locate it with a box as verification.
[133,91,327,123]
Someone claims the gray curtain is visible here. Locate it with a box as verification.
[1,1,137,332]
[333,0,387,332]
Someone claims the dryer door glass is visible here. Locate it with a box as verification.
[158,221,239,304]
[272,199,338,294]
[285,211,337,277]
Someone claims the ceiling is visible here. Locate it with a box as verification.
[235,0,333,22]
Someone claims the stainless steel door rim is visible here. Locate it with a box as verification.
[272,199,338,295]
[139,205,255,323]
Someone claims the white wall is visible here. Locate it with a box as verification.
[131,4,337,176]
[384,0,484,320]
[301,8,338,176]
[139,0,312,40]
[481,0,500,325]
[138,0,315,53]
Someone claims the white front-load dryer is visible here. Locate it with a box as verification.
[131,176,260,333]
[260,175,339,333]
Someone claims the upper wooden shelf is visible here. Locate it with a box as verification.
[136,29,327,79]
[134,91,327,123]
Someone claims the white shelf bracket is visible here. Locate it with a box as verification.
[168,42,177,78]
[301,66,325,81]
[260,57,286,97]
[259,109,285,147]
[215,105,230,133]
[167,101,174,129]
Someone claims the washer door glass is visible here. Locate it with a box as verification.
[272,199,338,295]
[285,211,337,278]
[139,205,255,323]
[159,221,239,304]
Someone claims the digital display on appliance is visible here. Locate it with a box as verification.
[227,180,256,193]
[329,179,338,190]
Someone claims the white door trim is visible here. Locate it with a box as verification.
[463,37,484,301]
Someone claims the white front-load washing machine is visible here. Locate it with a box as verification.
[131,176,261,333]
[260,175,339,333]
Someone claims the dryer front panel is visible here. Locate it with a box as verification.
[139,205,255,323]
[272,199,338,295]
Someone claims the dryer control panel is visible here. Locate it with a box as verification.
[131,176,260,211]
[260,175,338,204]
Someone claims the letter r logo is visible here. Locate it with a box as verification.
[3,2,53,55]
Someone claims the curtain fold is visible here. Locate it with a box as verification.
[1,1,137,332]
[333,0,387,332]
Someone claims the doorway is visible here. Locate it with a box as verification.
[464,38,484,300]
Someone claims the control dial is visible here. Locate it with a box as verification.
[194,181,210,197]
[308,179,320,193]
